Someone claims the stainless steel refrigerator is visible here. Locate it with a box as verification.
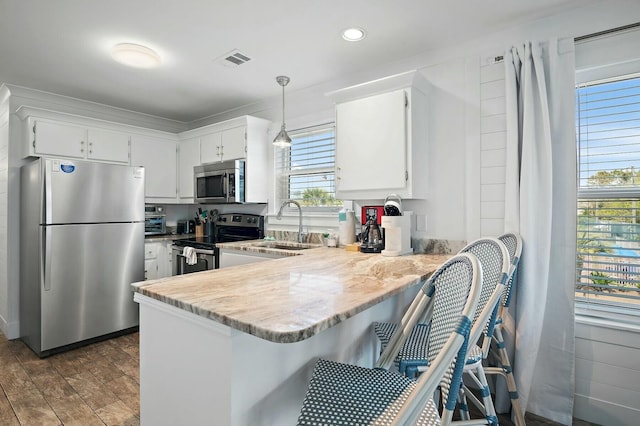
[20,157,145,356]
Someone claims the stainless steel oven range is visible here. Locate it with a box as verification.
[171,213,264,275]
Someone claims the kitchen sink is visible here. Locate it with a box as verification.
[254,242,317,251]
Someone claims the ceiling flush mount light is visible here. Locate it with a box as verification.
[342,28,366,42]
[273,75,292,148]
[111,43,161,68]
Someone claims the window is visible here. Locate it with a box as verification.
[576,74,640,312]
[275,123,342,210]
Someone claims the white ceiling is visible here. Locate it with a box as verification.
[0,0,588,123]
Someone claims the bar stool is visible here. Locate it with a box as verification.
[297,253,483,426]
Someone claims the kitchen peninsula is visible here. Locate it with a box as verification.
[132,245,449,425]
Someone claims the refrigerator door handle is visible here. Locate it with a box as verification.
[44,159,52,224]
[42,227,52,291]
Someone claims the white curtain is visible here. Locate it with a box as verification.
[502,38,577,424]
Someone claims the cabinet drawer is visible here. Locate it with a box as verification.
[145,243,160,259]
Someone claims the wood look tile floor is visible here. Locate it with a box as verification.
[1,331,599,426]
[0,331,140,426]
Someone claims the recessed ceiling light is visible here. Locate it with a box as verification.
[111,43,161,68]
[342,28,366,42]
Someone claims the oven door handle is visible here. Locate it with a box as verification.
[172,246,216,256]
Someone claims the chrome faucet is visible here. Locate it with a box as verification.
[276,199,306,243]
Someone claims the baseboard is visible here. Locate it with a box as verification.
[0,313,19,339]
[574,393,640,426]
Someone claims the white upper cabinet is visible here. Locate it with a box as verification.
[327,70,429,200]
[130,135,177,200]
[200,131,222,164]
[32,120,87,159]
[336,90,407,193]
[178,137,200,199]
[200,126,246,164]
[29,119,130,163]
[178,115,270,204]
[87,128,130,163]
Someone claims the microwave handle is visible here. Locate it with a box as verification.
[221,173,227,197]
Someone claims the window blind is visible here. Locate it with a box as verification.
[576,75,640,308]
[275,123,342,209]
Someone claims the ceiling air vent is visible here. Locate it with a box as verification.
[215,49,252,67]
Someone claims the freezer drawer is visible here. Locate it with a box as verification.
[40,222,144,352]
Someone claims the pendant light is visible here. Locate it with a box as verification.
[273,75,292,147]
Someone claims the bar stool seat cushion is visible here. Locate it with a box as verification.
[297,359,441,426]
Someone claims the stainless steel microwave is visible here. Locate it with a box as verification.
[194,159,245,204]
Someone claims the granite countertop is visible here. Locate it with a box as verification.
[132,248,450,343]
[145,233,195,242]
[216,239,323,257]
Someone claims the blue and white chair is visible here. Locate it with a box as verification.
[374,238,510,425]
[482,232,525,426]
[296,253,483,426]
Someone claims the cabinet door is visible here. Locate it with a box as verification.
[87,128,130,163]
[144,259,158,281]
[179,137,200,198]
[335,90,407,194]
[131,136,177,199]
[156,243,168,278]
[200,132,222,164]
[34,120,86,158]
[220,126,246,161]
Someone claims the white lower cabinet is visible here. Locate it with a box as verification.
[145,241,172,279]
[219,249,286,268]
[144,243,160,280]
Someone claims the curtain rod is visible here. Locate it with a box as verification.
[574,22,640,42]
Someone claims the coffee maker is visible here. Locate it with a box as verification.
[360,206,384,253]
[381,194,413,256]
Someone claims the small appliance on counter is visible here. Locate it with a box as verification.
[145,205,166,236]
[360,205,385,253]
[176,219,196,234]
[381,195,413,256]
[361,205,384,226]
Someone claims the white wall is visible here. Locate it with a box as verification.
[574,319,640,425]
[0,86,10,337]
